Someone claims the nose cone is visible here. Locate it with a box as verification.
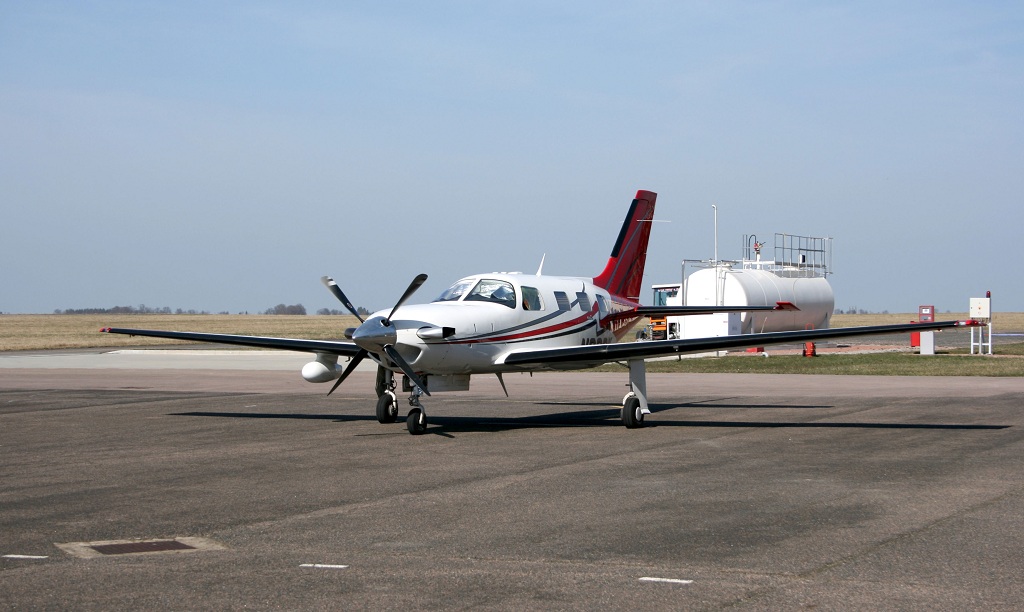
[351,316,398,351]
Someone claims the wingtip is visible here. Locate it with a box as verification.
[957,319,985,327]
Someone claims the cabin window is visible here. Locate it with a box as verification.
[595,294,609,318]
[435,280,474,302]
[521,286,543,311]
[465,279,517,309]
[554,291,571,311]
[576,292,591,312]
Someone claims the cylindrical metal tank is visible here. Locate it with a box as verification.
[684,267,834,333]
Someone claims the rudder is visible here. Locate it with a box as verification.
[593,189,657,302]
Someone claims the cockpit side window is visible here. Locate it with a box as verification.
[465,279,517,309]
[521,286,543,311]
[434,280,474,302]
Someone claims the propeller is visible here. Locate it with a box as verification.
[327,350,366,396]
[321,276,364,322]
[384,274,428,326]
[383,345,430,396]
[322,273,431,396]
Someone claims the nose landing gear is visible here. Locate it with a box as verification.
[406,386,427,435]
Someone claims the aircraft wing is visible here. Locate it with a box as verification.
[500,319,976,369]
[100,327,362,357]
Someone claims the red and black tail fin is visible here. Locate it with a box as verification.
[592,190,657,302]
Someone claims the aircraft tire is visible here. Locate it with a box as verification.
[407,408,426,435]
[622,396,644,429]
[376,393,398,424]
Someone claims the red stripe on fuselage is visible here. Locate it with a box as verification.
[448,306,599,345]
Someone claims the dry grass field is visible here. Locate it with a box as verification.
[830,312,1021,327]
[0,314,362,352]
[1,312,1019,353]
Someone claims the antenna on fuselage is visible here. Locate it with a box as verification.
[536,254,546,276]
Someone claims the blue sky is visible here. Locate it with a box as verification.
[2,2,1021,315]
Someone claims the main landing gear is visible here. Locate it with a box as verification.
[375,392,398,423]
[621,359,651,429]
[622,393,644,428]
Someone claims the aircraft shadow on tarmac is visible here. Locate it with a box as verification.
[170,405,1009,436]
[172,411,377,422]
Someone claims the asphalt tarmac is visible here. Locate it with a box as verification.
[2,350,1023,609]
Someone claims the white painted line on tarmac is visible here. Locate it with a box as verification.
[300,563,349,569]
[639,576,693,585]
[4,554,49,559]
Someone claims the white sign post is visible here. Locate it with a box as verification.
[969,297,993,355]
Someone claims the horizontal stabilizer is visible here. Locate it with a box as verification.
[607,304,779,324]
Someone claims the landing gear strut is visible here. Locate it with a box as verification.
[375,366,392,398]
[375,369,398,423]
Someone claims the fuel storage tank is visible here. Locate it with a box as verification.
[684,266,834,334]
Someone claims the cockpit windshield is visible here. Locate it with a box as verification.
[435,279,474,302]
[434,278,517,309]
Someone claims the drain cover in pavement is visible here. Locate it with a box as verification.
[91,540,195,555]
[56,537,225,559]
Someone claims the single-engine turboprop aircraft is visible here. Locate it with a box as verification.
[102,190,981,434]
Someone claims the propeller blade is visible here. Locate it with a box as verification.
[327,349,367,396]
[321,276,364,323]
[385,273,428,324]
[382,345,431,396]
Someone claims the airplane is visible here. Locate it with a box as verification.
[102,190,981,434]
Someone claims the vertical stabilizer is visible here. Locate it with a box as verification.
[593,190,657,301]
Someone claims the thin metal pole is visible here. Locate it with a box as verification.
[712,204,719,306]
[712,204,718,265]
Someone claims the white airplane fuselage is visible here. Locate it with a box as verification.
[360,272,640,376]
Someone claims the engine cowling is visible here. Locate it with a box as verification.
[301,355,342,383]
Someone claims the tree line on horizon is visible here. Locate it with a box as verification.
[48,304,372,316]
[834,307,891,315]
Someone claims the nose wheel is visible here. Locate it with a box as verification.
[407,408,427,434]
[405,385,428,435]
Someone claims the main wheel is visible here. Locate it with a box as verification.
[376,393,398,423]
[621,395,644,429]
[407,408,427,435]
